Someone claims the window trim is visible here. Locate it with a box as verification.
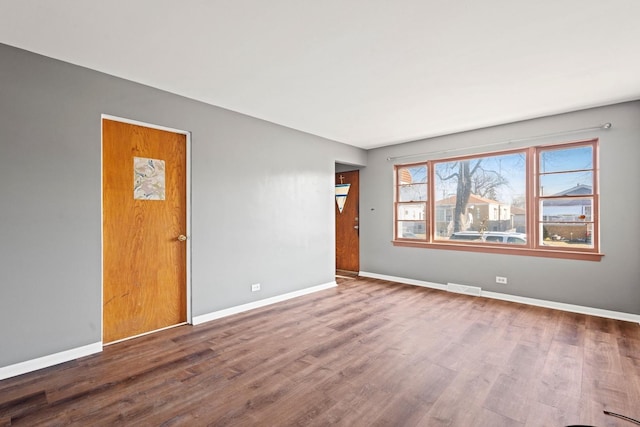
[393,139,603,261]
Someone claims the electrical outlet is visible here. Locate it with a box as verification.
[251,283,261,292]
[496,276,508,284]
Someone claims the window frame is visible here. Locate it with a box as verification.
[394,163,429,241]
[392,139,602,261]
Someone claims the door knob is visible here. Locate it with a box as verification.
[177,235,188,241]
[354,226,359,230]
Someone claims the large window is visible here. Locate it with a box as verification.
[393,139,600,260]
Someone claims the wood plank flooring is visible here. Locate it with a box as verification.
[1,277,639,426]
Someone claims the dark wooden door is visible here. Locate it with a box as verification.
[335,170,359,272]
[102,118,187,344]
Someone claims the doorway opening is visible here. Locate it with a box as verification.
[335,165,360,277]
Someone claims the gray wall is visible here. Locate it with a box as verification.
[0,43,366,368]
[361,101,640,314]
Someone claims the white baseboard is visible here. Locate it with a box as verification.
[193,281,338,325]
[360,271,448,291]
[0,341,102,381]
[359,271,640,324]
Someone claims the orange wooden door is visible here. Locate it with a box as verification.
[102,118,187,344]
[335,170,359,272]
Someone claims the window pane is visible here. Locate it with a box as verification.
[398,166,427,184]
[397,203,425,220]
[541,223,593,248]
[539,171,593,196]
[397,221,426,239]
[540,145,592,173]
[541,198,593,222]
[398,184,427,202]
[434,152,526,240]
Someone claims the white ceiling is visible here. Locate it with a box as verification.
[2,1,639,149]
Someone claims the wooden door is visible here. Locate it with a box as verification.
[102,118,187,344]
[335,170,359,272]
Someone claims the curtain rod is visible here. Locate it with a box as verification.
[386,123,612,162]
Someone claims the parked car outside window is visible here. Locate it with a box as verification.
[450,231,526,244]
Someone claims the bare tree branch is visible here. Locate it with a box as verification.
[437,157,508,232]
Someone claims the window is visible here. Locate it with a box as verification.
[396,165,427,239]
[393,139,600,261]
[434,151,526,242]
[538,144,596,249]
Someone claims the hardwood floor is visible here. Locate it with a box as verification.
[1,277,639,426]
